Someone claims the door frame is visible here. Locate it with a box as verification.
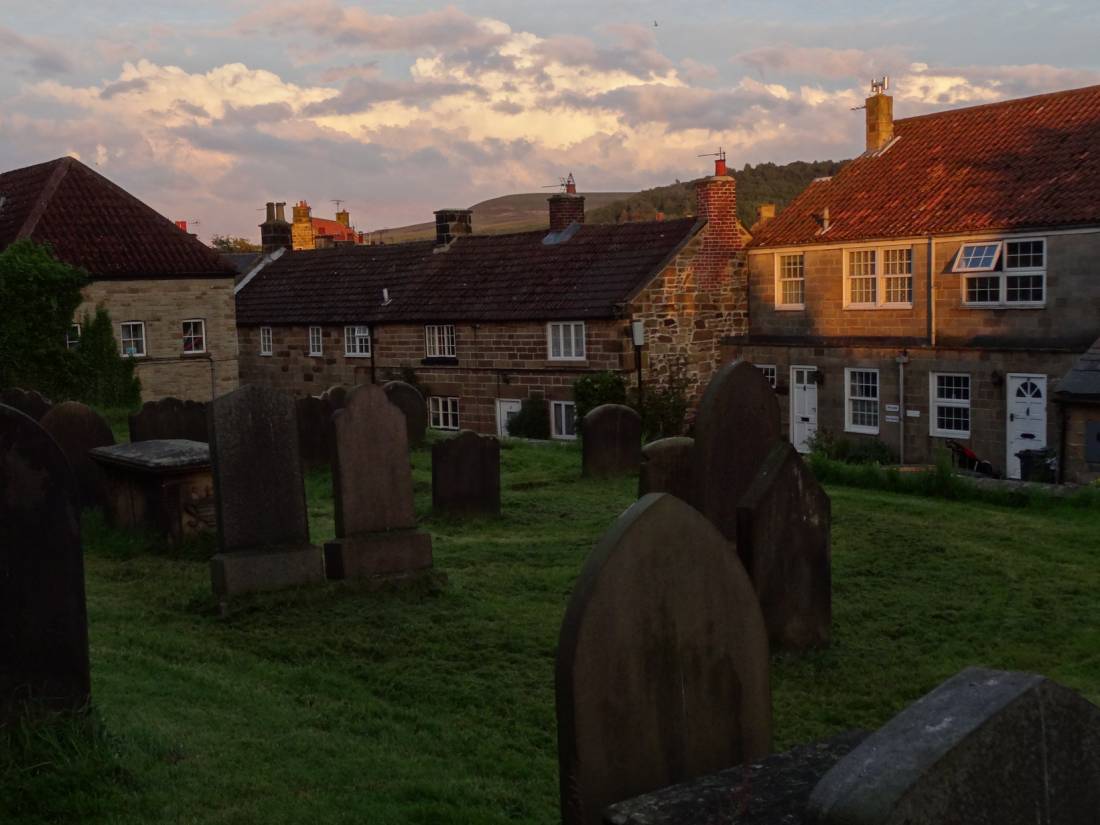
[789,364,818,453]
[1005,373,1047,478]
[495,398,522,438]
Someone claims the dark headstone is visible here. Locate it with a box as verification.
[296,395,334,469]
[556,493,772,825]
[1,404,90,723]
[737,442,831,649]
[128,397,208,443]
[383,380,427,447]
[639,436,694,499]
[432,430,500,516]
[0,388,52,421]
[582,403,642,479]
[690,361,781,543]
[807,667,1100,825]
[321,384,349,411]
[39,401,116,508]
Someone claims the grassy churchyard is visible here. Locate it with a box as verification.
[4,435,1100,824]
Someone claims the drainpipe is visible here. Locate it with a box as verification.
[896,351,908,464]
[1057,399,1067,484]
[927,235,936,347]
[369,325,377,384]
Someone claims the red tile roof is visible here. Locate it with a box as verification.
[0,157,235,278]
[235,218,702,325]
[311,217,358,242]
[750,84,1100,248]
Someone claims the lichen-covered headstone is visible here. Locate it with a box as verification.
[39,401,116,508]
[0,388,52,421]
[383,380,428,447]
[128,397,208,442]
[296,395,334,469]
[581,403,642,479]
[1,404,90,723]
[432,430,500,516]
[638,436,694,499]
[556,493,771,825]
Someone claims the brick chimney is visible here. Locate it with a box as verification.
[336,209,350,227]
[756,203,776,225]
[548,173,585,231]
[434,208,473,246]
[693,153,740,288]
[259,201,292,254]
[292,200,315,250]
[865,77,893,152]
[174,220,188,232]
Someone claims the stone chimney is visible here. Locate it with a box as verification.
[548,173,585,231]
[434,208,473,246]
[756,203,776,225]
[336,209,350,227]
[292,200,315,250]
[693,153,740,289]
[866,77,894,152]
[259,201,293,254]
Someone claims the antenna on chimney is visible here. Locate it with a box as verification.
[332,199,345,211]
[542,173,577,193]
[697,147,727,176]
[871,76,889,94]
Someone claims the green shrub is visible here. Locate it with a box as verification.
[807,429,898,465]
[573,371,627,431]
[506,398,550,440]
[70,308,141,408]
[634,370,690,441]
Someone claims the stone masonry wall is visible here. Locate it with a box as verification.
[1062,402,1100,484]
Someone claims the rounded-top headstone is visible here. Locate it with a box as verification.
[296,395,334,469]
[690,360,781,542]
[1,404,90,723]
[556,493,771,825]
[39,401,116,508]
[322,384,349,411]
[0,388,53,421]
[581,403,642,479]
[639,436,695,499]
[383,381,428,448]
[432,430,501,516]
[129,397,208,443]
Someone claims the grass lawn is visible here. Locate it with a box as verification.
[4,437,1100,824]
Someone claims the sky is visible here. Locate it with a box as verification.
[2,1,1099,241]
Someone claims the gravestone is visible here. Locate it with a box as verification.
[582,403,642,479]
[0,387,52,421]
[324,385,432,580]
[322,384,349,411]
[207,385,323,599]
[737,442,831,649]
[129,397,208,442]
[432,430,500,516]
[383,380,428,447]
[556,493,771,825]
[807,667,1100,824]
[39,401,116,508]
[1,404,90,724]
[638,436,694,499]
[296,395,334,469]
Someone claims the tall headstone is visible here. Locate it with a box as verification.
[324,385,432,580]
[432,431,500,516]
[39,401,116,508]
[581,403,642,479]
[1,404,90,723]
[296,395,334,469]
[383,380,428,447]
[321,384,349,411]
[207,385,323,599]
[807,667,1100,825]
[556,493,771,825]
[129,397,208,443]
[0,388,52,421]
[638,436,694,499]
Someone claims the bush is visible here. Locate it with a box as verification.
[70,308,141,408]
[634,370,690,441]
[572,371,627,432]
[506,398,550,440]
[807,429,898,465]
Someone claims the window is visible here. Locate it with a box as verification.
[954,242,1002,272]
[344,325,371,357]
[425,324,457,358]
[429,396,460,430]
[65,323,81,350]
[959,238,1045,306]
[883,248,913,304]
[260,326,273,356]
[845,247,913,307]
[182,319,206,354]
[120,321,146,358]
[776,253,805,308]
[844,368,879,434]
[551,400,577,440]
[547,322,586,361]
[847,250,877,305]
[308,326,323,357]
[755,364,777,389]
[930,373,971,437]
[1004,239,1045,304]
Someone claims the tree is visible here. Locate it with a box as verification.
[72,308,141,408]
[210,235,261,253]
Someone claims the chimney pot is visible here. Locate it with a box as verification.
[714,157,728,176]
[264,202,276,222]
[260,201,292,254]
[175,219,188,232]
[548,176,585,232]
[275,201,286,222]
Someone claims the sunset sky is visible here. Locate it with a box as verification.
[2,1,1099,240]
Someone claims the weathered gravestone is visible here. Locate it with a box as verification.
[807,667,1100,825]
[556,493,771,825]
[324,385,432,580]
[432,430,500,516]
[582,403,642,479]
[296,395,334,469]
[1,404,90,724]
[207,385,324,599]
[39,401,116,509]
[0,388,52,421]
[321,384,349,411]
[638,436,694,499]
[383,380,428,447]
[129,397,208,443]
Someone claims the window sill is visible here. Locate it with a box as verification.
[422,356,459,366]
[961,302,1046,310]
[308,351,323,358]
[552,433,578,441]
[843,304,914,311]
[431,426,460,432]
[844,425,880,436]
[931,430,971,439]
[774,304,805,312]
[259,353,273,357]
[547,356,587,363]
[182,351,208,356]
[344,353,372,358]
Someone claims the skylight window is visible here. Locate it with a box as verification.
[953,242,1002,272]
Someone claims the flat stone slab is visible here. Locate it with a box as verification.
[605,731,869,825]
[90,439,210,473]
[210,545,325,598]
[323,531,433,580]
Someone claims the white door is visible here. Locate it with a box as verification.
[496,399,522,438]
[790,366,819,453]
[1006,374,1047,479]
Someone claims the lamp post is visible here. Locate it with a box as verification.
[631,319,646,412]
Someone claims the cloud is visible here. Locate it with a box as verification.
[0,26,73,75]
[735,45,904,81]
[100,78,149,99]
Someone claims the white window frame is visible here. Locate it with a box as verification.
[66,323,81,350]
[308,326,323,357]
[424,324,457,358]
[843,246,913,309]
[260,326,273,356]
[958,238,1046,308]
[429,396,460,430]
[755,364,777,389]
[953,241,1003,273]
[1002,238,1046,307]
[844,367,880,435]
[344,325,371,357]
[547,321,586,361]
[551,400,577,440]
[775,253,805,309]
[120,321,146,358]
[929,372,972,438]
[182,318,206,355]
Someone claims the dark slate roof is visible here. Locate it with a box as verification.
[1056,337,1100,399]
[0,157,235,279]
[235,218,702,325]
[751,84,1100,248]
